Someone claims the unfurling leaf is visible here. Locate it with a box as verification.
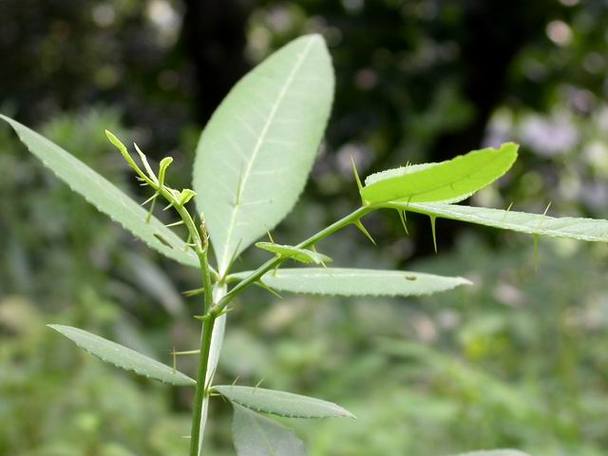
[214,385,354,419]
[1,116,199,268]
[193,34,334,274]
[255,242,332,265]
[230,268,471,297]
[232,404,306,456]
[361,143,518,205]
[48,324,195,386]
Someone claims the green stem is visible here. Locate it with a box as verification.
[216,206,372,312]
[189,314,215,456]
[151,185,216,455]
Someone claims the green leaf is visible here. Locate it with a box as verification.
[193,35,334,274]
[1,115,198,268]
[361,143,518,205]
[232,404,306,456]
[230,268,471,296]
[255,242,332,265]
[48,324,195,386]
[402,202,608,242]
[214,385,354,419]
[451,451,530,456]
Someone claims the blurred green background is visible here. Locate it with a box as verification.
[2,1,608,455]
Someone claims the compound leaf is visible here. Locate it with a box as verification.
[230,268,471,297]
[214,385,354,419]
[403,202,608,242]
[193,35,334,274]
[232,404,306,456]
[1,115,198,268]
[361,143,518,205]
[48,324,195,386]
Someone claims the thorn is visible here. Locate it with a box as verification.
[397,210,409,235]
[350,155,363,192]
[183,287,204,297]
[163,201,174,211]
[173,349,201,356]
[535,201,552,231]
[255,280,283,299]
[255,378,265,389]
[193,314,210,322]
[232,376,240,386]
[221,305,234,316]
[320,260,328,269]
[205,366,219,390]
[502,202,514,221]
[145,196,157,223]
[266,231,275,243]
[165,220,185,228]
[172,346,176,371]
[353,219,376,245]
[141,193,159,207]
[429,215,438,254]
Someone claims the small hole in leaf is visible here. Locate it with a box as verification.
[405,275,417,281]
[154,233,173,249]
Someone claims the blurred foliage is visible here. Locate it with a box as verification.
[3,0,608,454]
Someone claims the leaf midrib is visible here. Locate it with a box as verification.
[219,38,317,273]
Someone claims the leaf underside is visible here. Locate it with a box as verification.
[48,324,195,386]
[404,203,608,242]
[362,143,518,204]
[193,34,334,274]
[232,404,306,456]
[0,115,198,268]
[214,385,354,419]
[230,268,471,297]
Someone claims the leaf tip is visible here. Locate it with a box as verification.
[459,277,474,287]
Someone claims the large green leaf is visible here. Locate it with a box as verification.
[230,268,471,296]
[193,35,334,274]
[232,404,306,456]
[48,324,195,386]
[361,143,518,205]
[214,385,354,419]
[400,202,608,242]
[1,115,198,268]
